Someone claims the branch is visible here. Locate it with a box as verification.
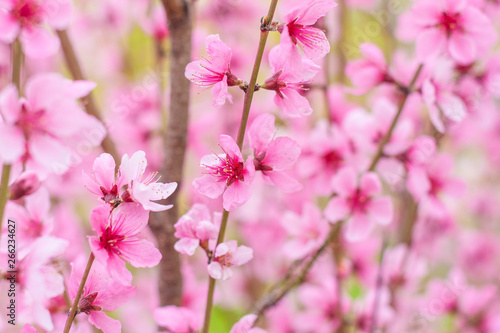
[149,0,193,307]
[252,64,425,322]
[56,29,120,164]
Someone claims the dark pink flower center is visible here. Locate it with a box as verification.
[15,104,46,137]
[23,219,43,238]
[12,0,43,28]
[348,189,369,213]
[100,227,126,254]
[322,150,343,171]
[429,176,443,196]
[214,251,233,267]
[205,153,245,186]
[438,12,462,35]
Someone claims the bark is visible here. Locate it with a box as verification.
[149,0,193,306]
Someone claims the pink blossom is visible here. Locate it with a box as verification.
[0,73,104,175]
[69,260,136,333]
[139,3,168,41]
[83,151,177,212]
[282,203,328,259]
[264,28,320,118]
[193,134,255,211]
[397,0,497,64]
[324,167,393,241]
[0,0,72,58]
[154,306,201,333]
[185,34,240,107]
[345,43,389,94]
[88,203,162,285]
[280,0,337,59]
[174,203,219,255]
[298,121,353,195]
[248,114,302,192]
[230,314,267,333]
[422,61,467,133]
[207,240,253,280]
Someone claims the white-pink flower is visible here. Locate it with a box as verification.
[324,167,393,241]
[248,114,302,192]
[193,134,255,211]
[185,34,241,107]
[174,203,219,255]
[345,43,389,94]
[208,240,253,280]
[83,151,177,212]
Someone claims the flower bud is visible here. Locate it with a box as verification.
[9,171,41,200]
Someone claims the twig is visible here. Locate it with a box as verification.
[56,30,120,164]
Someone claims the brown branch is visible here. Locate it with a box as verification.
[56,30,120,164]
[149,0,193,307]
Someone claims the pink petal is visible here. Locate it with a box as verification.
[205,34,232,73]
[107,254,132,286]
[247,113,275,155]
[263,136,301,170]
[232,245,253,265]
[21,324,38,333]
[211,75,231,107]
[274,88,313,118]
[174,238,200,255]
[265,171,303,193]
[44,0,73,30]
[93,153,117,191]
[21,27,60,58]
[229,314,259,333]
[407,166,431,201]
[222,181,251,211]
[193,174,226,199]
[29,133,71,174]
[89,236,110,264]
[0,11,19,43]
[332,167,357,197]
[118,238,162,267]
[439,93,467,123]
[416,28,445,62]
[208,262,223,279]
[367,197,393,225]
[448,32,476,65]
[195,220,218,240]
[359,172,382,196]
[441,0,466,13]
[0,124,24,162]
[112,202,149,236]
[0,84,21,123]
[119,150,147,183]
[25,187,50,221]
[295,26,330,60]
[359,43,386,70]
[345,213,374,242]
[219,134,243,159]
[89,311,122,333]
[69,80,97,99]
[324,196,350,223]
[290,0,336,26]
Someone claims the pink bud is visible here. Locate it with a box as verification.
[9,171,41,200]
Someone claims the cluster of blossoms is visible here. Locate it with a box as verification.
[1,0,500,332]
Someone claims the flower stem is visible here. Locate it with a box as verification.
[367,64,423,171]
[63,253,95,333]
[201,1,280,332]
[252,64,425,322]
[235,0,280,149]
[0,40,22,234]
